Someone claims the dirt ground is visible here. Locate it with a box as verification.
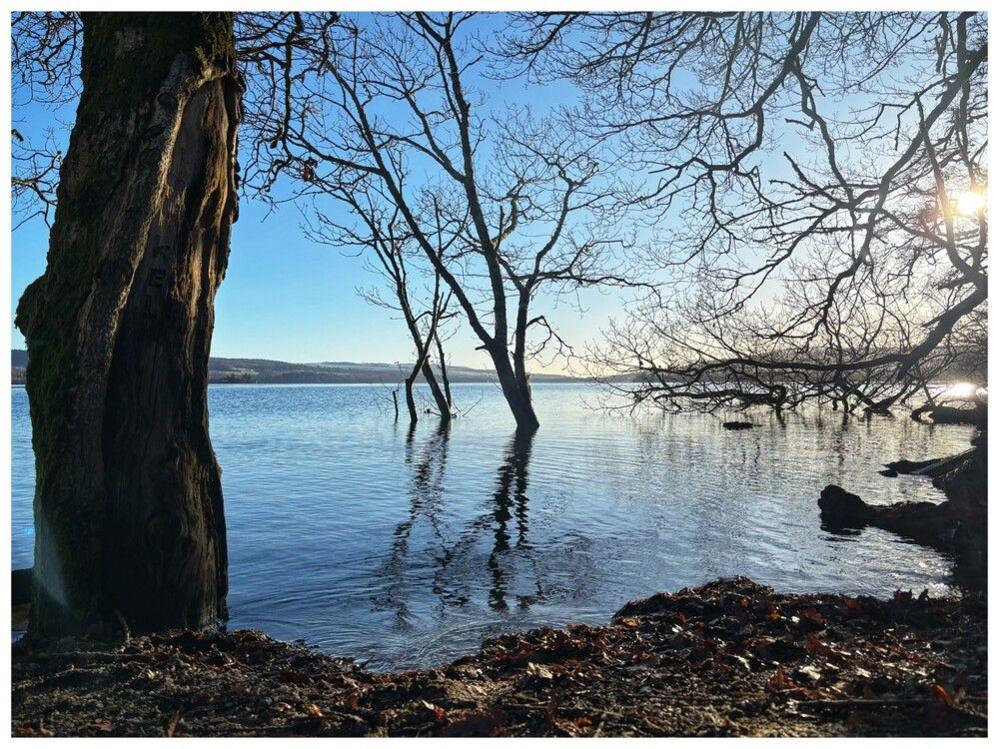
[11,577,986,737]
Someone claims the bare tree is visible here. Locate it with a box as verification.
[12,11,635,432]
[11,128,61,228]
[508,12,987,419]
[252,12,636,431]
[10,12,326,227]
[10,12,80,226]
[11,11,81,102]
[304,192,457,424]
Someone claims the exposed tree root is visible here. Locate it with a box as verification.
[819,433,986,584]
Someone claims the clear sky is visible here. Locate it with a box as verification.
[10,14,638,374]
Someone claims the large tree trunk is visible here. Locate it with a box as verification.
[14,12,241,636]
[488,345,539,432]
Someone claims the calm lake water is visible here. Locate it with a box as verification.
[11,383,973,670]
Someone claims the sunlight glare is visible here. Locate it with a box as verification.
[951,188,987,217]
[940,381,980,400]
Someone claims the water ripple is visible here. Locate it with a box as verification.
[10,383,972,671]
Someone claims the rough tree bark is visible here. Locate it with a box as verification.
[15,12,242,636]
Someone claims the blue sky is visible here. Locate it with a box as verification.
[10,13,637,374]
[12,13,887,373]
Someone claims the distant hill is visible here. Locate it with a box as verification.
[11,350,582,385]
[11,349,26,384]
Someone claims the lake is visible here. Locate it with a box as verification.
[11,383,974,670]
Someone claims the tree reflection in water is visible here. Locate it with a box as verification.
[487,428,537,611]
[376,422,452,627]
[374,425,543,623]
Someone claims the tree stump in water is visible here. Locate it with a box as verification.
[819,486,947,544]
[818,436,986,583]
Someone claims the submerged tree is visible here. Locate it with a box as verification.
[15,12,242,635]
[252,12,635,431]
[305,193,456,424]
[14,11,639,432]
[509,12,987,417]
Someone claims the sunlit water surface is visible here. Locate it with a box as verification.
[11,383,973,670]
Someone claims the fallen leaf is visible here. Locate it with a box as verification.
[770,666,793,690]
[800,608,824,625]
[420,699,446,721]
[805,632,832,656]
[526,662,554,680]
[797,664,822,682]
[165,709,181,737]
[933,684,957,707]
[440,709,506,737]
[342,690,360,710]
[729,654,752,673]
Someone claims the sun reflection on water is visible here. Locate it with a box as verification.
[937,381,986,401]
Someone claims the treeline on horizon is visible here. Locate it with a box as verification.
[10,347,981,388]
[9,349,585,385]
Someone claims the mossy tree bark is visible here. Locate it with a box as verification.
[15,12,242,636]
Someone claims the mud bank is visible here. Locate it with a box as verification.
[11,577,986,737]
